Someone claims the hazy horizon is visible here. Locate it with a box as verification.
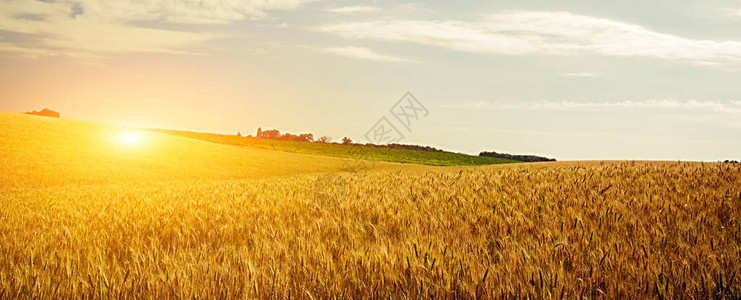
[2,0,740,161]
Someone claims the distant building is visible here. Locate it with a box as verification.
[24,108,60,118]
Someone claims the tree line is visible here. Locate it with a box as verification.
[255,127,347,143]
[479,151,556,162]
[253,128,445,152]
[252,128,560,159]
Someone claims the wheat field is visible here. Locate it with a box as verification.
[1,112,740,298]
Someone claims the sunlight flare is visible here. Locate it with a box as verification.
[118,130,145,146]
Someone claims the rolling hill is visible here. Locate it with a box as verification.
[150,129,519,166]
[0,112,419,188]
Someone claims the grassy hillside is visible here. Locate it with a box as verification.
[1,112,740,298]
[150,129,519,166]
[0,112,416,188]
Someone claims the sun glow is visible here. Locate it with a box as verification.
[118,131,144,146]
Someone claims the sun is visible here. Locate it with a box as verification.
[118,131,144,146]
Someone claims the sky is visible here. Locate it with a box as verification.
[0,0,740,161]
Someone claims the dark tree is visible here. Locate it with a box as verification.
[298,133,314,142]
[24,108,60,118]
[261,129,281,139]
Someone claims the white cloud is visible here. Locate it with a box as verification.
[315,11,741,65]
[562,72,598,78]
[448,99,741,112]
[326,6,380,13]
[317,46,414,62]
[74,0,317,24]
[0,0,315,55]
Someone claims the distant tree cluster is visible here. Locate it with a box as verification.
[251,127,446,153]
[722,160,740,164]
[255,128,314,142]
[479,151,556,162]
[24,108,60,118]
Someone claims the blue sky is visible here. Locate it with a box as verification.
[1,0,740,160]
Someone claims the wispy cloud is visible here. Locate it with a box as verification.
[562,72,599,78]
[316,46,415,62]
[446,99,741,112]
[326,6,380,13]
[0,42,58,58]
[315,11,741,65]
[0,0,315,55]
